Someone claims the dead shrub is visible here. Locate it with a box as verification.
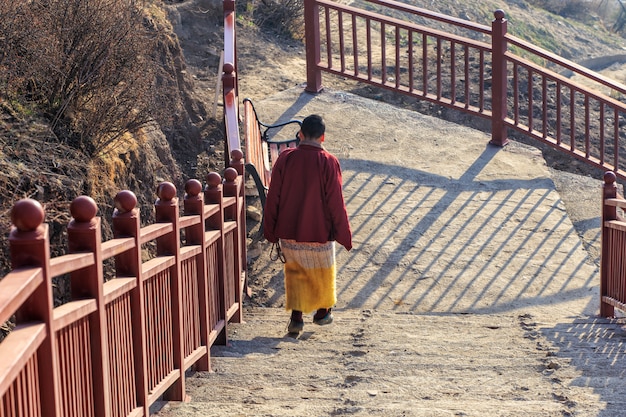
[240,0,305,40]
[0,0,175,157]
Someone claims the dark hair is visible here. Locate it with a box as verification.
[301,114,325,140]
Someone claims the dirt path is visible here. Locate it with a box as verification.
[244,88,600,317]
[153,87,626,417]
[156,307,626,417]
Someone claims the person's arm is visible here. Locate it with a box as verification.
[325,157,353,251]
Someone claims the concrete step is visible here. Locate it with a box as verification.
[155,307,626,417]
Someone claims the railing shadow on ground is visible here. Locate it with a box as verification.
[249,134,599,315]
[539,317,626,416]
[337,158,598,315]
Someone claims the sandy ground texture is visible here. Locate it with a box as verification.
[153,87,626,417]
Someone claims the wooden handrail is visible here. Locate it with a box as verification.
[505,34,626,96]
[0,268,44,325]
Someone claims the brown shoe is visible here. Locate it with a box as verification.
[313,312,333,325]
[288,319,304,334]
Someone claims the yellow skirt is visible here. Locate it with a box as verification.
[280,239,336,313]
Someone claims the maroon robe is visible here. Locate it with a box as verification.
[263,143,352,251]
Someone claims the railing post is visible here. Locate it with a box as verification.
[304,0,323,93]
[600,171,618,317]
[223,167,244,324]
[67,196,111,417]
[222,62,240,168]
[111,190,149,416]
[205,172,228,345]
[490,9,509,147]
[230,149,250,298]
[183,179,211,371]
[9,199,61,417]
[229,148,244,176]
[222,62,236,99]
[154,182,185,401]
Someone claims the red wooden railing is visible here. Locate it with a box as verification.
[303,0,626,180]
[0,160,247,417]
[222,0,241,163]
[1,0,249,414]
[0,0,248,413]
[600,171,626,317]
[222,0,248,302]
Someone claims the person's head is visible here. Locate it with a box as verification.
[299,114,325,142]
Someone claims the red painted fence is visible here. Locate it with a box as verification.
[304,0,626,180]
[2,0,248,413]
[600,171,626,317]
[0,157,247,417]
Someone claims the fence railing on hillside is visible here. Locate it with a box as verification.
[0,157,247,417]
[303,0,626,180]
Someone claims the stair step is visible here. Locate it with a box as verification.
[155,308,623,416]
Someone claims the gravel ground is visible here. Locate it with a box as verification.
[153,87,626,417]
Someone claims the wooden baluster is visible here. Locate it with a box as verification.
[111,191,148,416]
[67,196,110,417]
[230,149,249,299]
[183,180,211,371]
[155,182,185,401]
[204,172,228,345]
[223,167,243,324]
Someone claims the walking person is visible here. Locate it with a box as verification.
[264,114,353,334]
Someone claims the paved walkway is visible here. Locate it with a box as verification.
[154,87,626,417]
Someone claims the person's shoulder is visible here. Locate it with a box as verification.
[281,147,297,155]
[321,149,340,162]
